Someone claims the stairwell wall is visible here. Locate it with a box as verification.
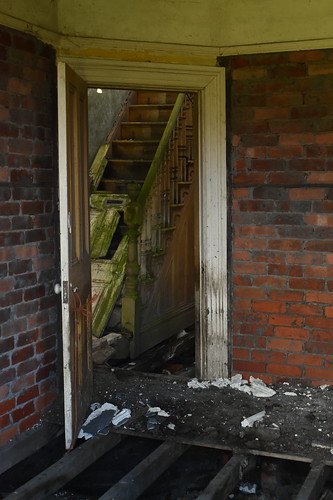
[88,88,129,165]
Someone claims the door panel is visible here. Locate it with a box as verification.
[57,62,92,449]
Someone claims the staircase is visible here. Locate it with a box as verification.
[100,91,178,195]
[90,90,195,358]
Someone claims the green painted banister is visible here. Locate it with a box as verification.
[136,93,186,208]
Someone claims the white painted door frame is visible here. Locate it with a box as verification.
[58,56,228,380]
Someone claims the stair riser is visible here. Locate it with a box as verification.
[100,180,142,195]
[113,142,158,160]
[129,107,173,122]
[121,123,166,140]
[105,163,149,181]
[136,90,178,104]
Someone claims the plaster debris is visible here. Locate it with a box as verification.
[241,410,266,428]
[187,378,210,389]
[112,408,131,427]
[145,406,170,430]
[146,406,170,418]
[187,374,276,398]
[147,417,158,430]
[90,402,101,411]
[78,402,131,439]
[239,482,257,494]
[167,423,176,431]
[284,392,298,396]
[78,402,118,439]
[177,329,187,339]
[249,377,276,398]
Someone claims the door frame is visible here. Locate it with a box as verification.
[58,56,228,380]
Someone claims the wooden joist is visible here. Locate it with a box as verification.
[196,454,255,500]
[98,441,188,500]
[295,463,330,500]
[0,423,62,476]
[3,433,123,500]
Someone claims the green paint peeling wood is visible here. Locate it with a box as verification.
[91,234,129,338]
[90,207,120,259]
[89,143,110,191]
[137,93,185,207]
[90,192,130,210]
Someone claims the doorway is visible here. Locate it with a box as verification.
[57,58,227,448]
[88,88,197,364]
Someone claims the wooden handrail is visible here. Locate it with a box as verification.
[136,93,186,209]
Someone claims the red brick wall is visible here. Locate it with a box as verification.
[0,26,59,446]
[231,50,333,385]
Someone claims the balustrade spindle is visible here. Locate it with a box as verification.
[123,94,193,342]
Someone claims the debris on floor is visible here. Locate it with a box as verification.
[92,332,129,365]
[239,481,257,494]
[145,406,170,430]
[187,374,276,398]
[78,402,131,439]
[241,411,266,428]
[84,369,333,462]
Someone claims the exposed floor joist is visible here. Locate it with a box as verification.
[0,423,62,476]
[295,463,330,500]
[196,454,255,500]
[98,441,188,500]
[2,430,333,499]
[4,433,123,500]
[197,455,250,500]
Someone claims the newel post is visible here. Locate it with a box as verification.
[122,185,142,356]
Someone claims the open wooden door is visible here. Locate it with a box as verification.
[57,62,92,449]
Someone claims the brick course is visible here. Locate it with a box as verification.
[231,49,333,384]
[0,25,58,447]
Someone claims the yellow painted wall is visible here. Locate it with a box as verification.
[0,0,58,33]
[57,0,333,49]
[1,0,333,54]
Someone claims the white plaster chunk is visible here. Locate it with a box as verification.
[187,374,276,398]
[241,410,266,428]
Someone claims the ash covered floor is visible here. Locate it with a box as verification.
[91,368,333,463]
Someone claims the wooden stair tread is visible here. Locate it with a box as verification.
[121,121,168,125]
[102,179,145,184]
[112,139,160,144]
[107,159,151,164]
[129,104,174,109]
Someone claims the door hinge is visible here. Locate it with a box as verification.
[63,281,69,303]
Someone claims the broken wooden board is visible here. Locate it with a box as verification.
[90,192,130,210]
[90,207,119,259]
[91,234,129,338]
[89,143,110,192]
